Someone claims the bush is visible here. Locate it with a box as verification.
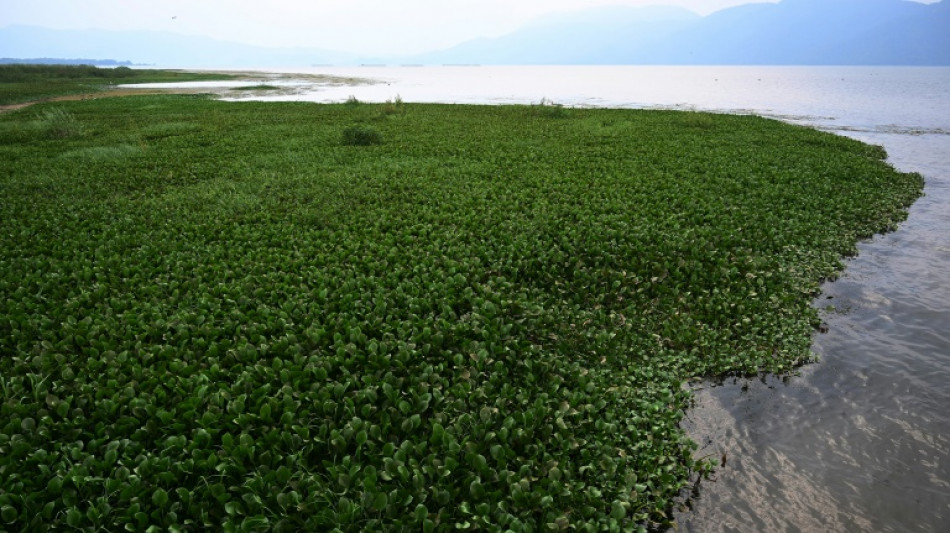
[342,124,383,146]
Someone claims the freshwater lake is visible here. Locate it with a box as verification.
[145,65,950,531]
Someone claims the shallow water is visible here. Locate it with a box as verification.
[162,65,950,531]
[674,131,950,532]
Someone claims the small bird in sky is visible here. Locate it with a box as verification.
[172,16,177,20]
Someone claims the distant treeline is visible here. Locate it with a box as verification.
[0,63,141,83]
[0,58,134,66]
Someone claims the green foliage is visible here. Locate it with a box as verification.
[60,144,140,161]
[531,98,571,119]
[342,124,383,146]
[0,96,923,531]
[0,63,143,82]
[380,95,405,116]
[38,107,83,138]
[0,64,236,105]
[678,111,717,129]
[233,84,281,91]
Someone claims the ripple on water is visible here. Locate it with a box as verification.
[674,134,950,532]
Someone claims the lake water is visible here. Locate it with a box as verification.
[153,66,950,531]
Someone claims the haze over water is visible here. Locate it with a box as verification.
[167,65,950,531]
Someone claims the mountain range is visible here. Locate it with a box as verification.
[2,0,948,66]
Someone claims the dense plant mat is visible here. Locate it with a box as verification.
[0,97,922,531]
[0,64,234,105]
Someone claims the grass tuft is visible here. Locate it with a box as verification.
[342,124,383,146]
[38,107,83,138]
[531,98,571,118]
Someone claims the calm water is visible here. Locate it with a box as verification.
[186,66,950,531]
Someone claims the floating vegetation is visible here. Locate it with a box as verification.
[0,96,923,531]
[37,107,83,139]
[140,121,200,140]
[59,144,141,162]
[229,84,282,92]
[342,124,384,146]
[531,98,571,119]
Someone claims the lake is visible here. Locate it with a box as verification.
[149,65,950,531]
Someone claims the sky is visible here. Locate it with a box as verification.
[0,0,941,55]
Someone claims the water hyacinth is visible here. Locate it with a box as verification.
[0,95,922,531]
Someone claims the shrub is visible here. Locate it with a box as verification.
[342,124,383,146]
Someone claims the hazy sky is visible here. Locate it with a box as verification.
[0,0,941,55]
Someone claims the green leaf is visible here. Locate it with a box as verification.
[1,505,17,524]
[275,465,292,484]
[241,516,270,531]
[152,488,169,508]
[371,492,388,512]
[610,500,627,520]
[430,423,445,445]
[65,507,82,527]
[414,503,429,522]
[470,479,486,500]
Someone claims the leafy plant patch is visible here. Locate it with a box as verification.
[0,97,923,531]
[342,124,384,146]
[0,64,236,105]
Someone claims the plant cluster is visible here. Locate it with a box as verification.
[531,98,571,119]
[232,85,281,92]
[30,107,84,139]
[0,64,235,105]
[342,124,384,146]
[0,96,922,531]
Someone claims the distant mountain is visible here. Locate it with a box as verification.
[414,6,700,65]
[415,0,950,65]
[0,58,135,66]
[1,0,948,67]
[0,26,358,67]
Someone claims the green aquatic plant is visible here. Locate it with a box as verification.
[38,107,83,138]
[342,124,384,146]
[531,98,571,119]
[380,95,405,116]
[233,84,281,91]
[59,144,140,161]
[0,96,922,531]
